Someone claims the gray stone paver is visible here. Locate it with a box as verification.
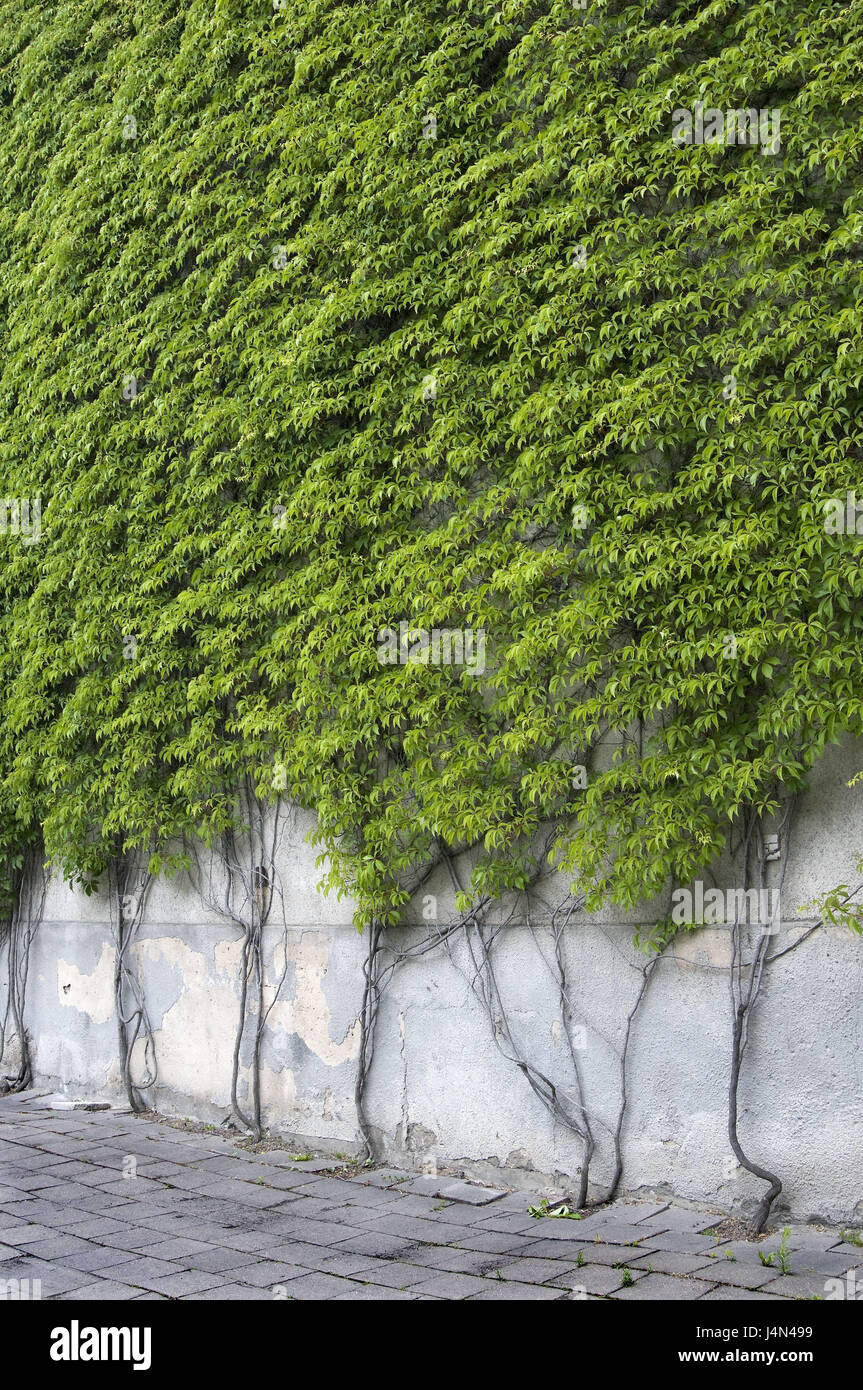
[58,1246,145,1274]
[610,1272,716,1300]
[95,1256,185,1289]
[409,1270,493,1298]
[1,1222,58,1245]
[231,1260,307,1286]
[454,1230,534,1254]
[184,1283,275,1300]
[646,1231,721,1254]
[193,1180,291,1207]
[137,1269,227,1297]
[53,1279,151,1300]
[759,1271,845,1298]
[296,1250,375,1277]
[99,1228,176,1252]
[392,1245,498,1275]
[282,1196,358,1222]
[339,1185,407,1208]
[266,1216,357,1246]
[349,1168,413,1188]
[0,1091,855,1301]
[580,1220,669,1245]
[702,1238,781,1264]
[14,1234,94,1260]
[429,1178,508,1205]
[700,1286,788,1301]
[331,1284,420,1299]
[267,1271,356,1299]
[491,1256,576,1283]
[518,1237,628,1263]
[142,1237,220,1262]
[546,1263,645,1296]
[783,1248,861,1276]
[685,1259,779,1289]
[183,1247,261,1274]
[59,1216,130,1239]
[477,1210,543,1235]
[833,1240,863,1258]
[352,1213,469,1246]
[467,1279,568,1300]
[0,1257,93,1296]
[629,1249,721,1277]
[347,1260,434,1287]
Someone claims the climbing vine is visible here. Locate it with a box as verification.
[187,778,293,1139]
[108,851,158,1113]
[0,846,48,1093]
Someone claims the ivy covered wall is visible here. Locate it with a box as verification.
[0,0,861,915]
[1,1,862,1228]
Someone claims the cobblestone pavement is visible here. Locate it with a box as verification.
[1,1091,861,1302]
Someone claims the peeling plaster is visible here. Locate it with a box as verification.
[56,943,116,1023]
[140,937,243,1107]
[265,931,360,1066]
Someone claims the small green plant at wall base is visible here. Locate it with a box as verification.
[552,1207,582,1220]
[529,1197,583,1220]
[841,1229,863,1247]
[759,1227,792,1274]
[776,1229,793,1275]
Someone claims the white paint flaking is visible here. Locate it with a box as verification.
[56,943,116,1024]
[140,937,243,1107]
[266,931,360,1066]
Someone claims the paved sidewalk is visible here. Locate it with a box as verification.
[1,1091,860,1301]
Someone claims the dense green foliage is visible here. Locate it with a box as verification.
[0,0,861,925]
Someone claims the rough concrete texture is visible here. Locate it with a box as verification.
[4,738,863,1224]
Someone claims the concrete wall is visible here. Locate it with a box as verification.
[3,738,863,1224]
